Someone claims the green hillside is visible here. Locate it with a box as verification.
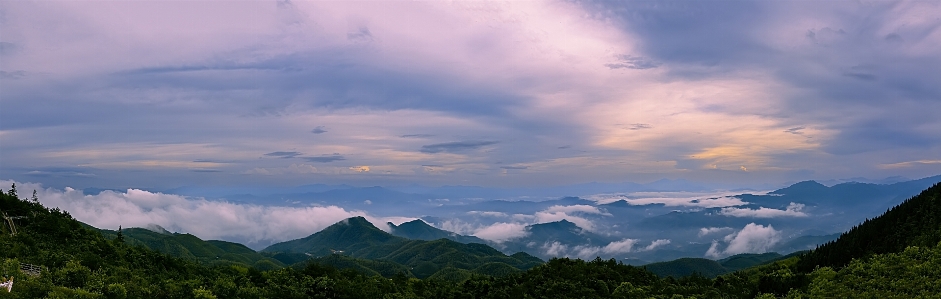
[263,216,542,278]
[641,253,784,278]
[302,254,413,278]
[797,182,941,271]
[717,252,783,271]
[97,227,284,269]
[643,258,728,278]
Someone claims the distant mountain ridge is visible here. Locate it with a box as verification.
[388,219,487,244]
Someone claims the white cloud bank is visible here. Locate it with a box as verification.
[699,227,734,237]
[534,204,610,232]
[544,238,671,259]
[0,180,413,249]
[719,202,808,218]
[472,222,530,243]
[706,223,781,258]
[587,191,755,208]
[445,205,611,243]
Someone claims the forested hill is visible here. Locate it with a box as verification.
[99,227,285,270]
[262,216,542,278]
[262,216,405,256]
[797,182,941,271]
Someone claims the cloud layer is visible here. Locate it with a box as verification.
[706,223,782,258]
[1,180,411,249]
[2,1,940,190]
[720,202,808,218]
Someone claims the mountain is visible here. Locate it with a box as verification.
[263,216,543,278]
[755,175,941,209]
[642,252,784,278]
[769,180,831,198]
[388,219,487,244]
[263,216,405,256]
[525,219,611,245]
[717,252,783,271]
[99,226,284,269]
[797,181,941,271]
[643,258,729,278]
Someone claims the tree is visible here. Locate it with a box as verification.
[116,226,125,243]
[31,190,39,203]
[6,184,16,199]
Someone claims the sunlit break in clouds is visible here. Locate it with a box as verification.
[1,0,940,190]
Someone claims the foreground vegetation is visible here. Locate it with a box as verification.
[1,182,939,298]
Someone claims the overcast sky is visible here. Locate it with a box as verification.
[2,0,940,190]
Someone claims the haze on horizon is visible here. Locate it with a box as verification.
[2,0,940,192]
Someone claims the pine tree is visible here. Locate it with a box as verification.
[116,225,125,243]
[7,183,17,199]
[31,189,39,202]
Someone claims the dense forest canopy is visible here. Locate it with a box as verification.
[2,182,940,298]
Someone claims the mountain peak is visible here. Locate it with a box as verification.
[770,180,829,195]
[262,216,400,255]
[530,219,578,231]
[341,216,374,227]
[388,219,488,244]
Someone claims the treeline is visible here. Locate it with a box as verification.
[797,182,941,271]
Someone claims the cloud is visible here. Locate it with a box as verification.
[420,141,499,154]
[3,0,940,190]
[602,239,640,254]
[346,26,373,42]
[706,223,781,258]
[264,151,302,158]
[0,180,412,249]
[467,211,509,218]
[842,72,877,81]
[604,191,750,208]
[472,222,529,243]
[245,164,318,175]
[698,227,734,237]
[534,205,609,232]
[24,167,97,178]
[0,70,27,80]
[500,166,528,170]
[545,238,670,258]
[605,55,660,70]
[719,202,808,218]
[879,160,941,169]
[433,219,477,236]
[349,166,370,172]
[644,239,671,251]
[400,134,434,138]
[311,126,328,134]
[627,123,652,130]
[784,126,805,135]
[543,241,569,257]
[303,155,345,163]
[543,205,608,215]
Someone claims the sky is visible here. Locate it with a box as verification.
[2,0,941,191]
